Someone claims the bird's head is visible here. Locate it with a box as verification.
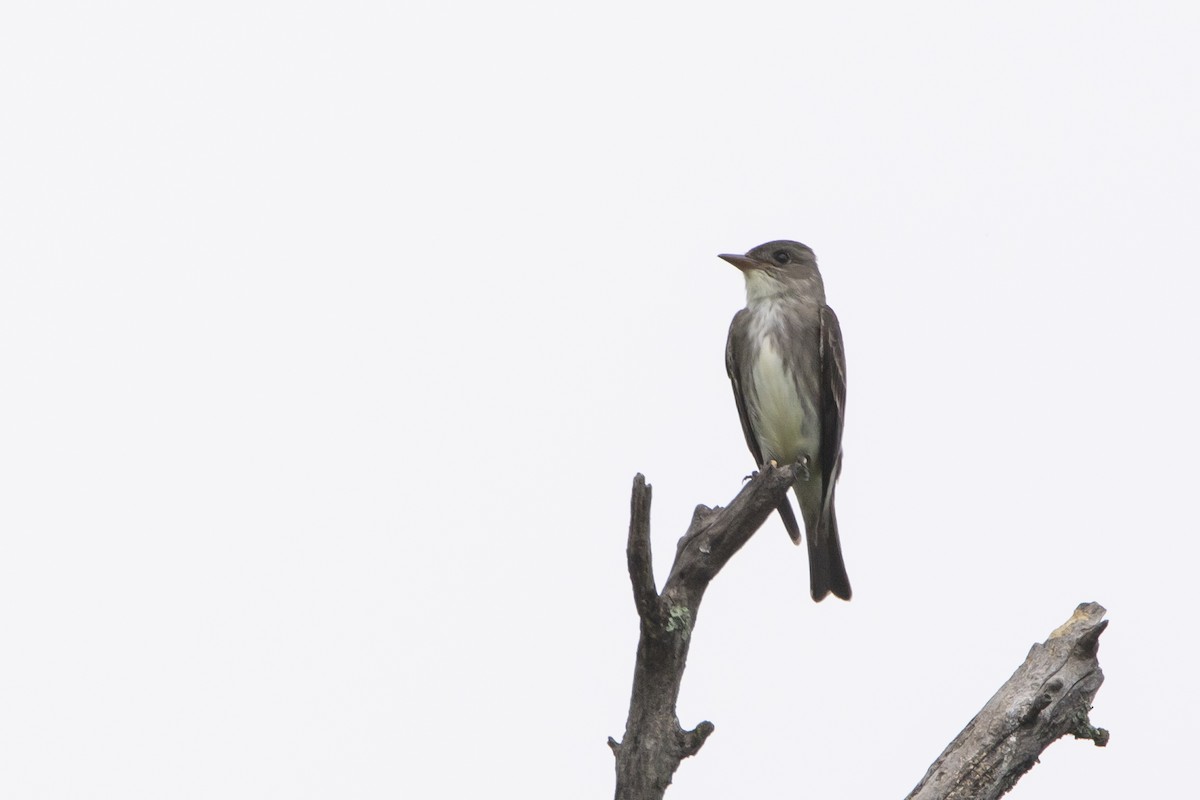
[719,240,823,302]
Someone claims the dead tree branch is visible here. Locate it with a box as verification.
[608,469,1108,800]
[906,602,1109,800]
[608,465,798,800]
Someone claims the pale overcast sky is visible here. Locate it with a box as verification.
[3,2,1199,798]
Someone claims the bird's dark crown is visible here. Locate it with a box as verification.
[744,240,817,269]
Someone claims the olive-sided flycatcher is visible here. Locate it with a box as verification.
[722,240,851,601]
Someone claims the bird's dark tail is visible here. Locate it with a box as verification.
[806,506,851,602]
[777,498,802,544]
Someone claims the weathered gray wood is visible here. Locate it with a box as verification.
[905,602,1109,800]
[610,470,1108,799]
[609,465,798,800]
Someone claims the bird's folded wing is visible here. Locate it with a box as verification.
[818,304,847,518]
[725,309,765,467]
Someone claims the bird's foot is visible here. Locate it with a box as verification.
[794,456,811,481]
[748,460,779,481]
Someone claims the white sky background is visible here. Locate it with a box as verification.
[2,2,1198,797]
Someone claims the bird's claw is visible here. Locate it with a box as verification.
[747,460,779,482]
[759,458,810,480]
[795,456,811,481]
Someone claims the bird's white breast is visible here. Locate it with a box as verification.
[748,309,818,465]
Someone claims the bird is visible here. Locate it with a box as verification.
[722,240,851,601]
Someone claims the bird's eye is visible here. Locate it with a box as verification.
[773,250,790,264]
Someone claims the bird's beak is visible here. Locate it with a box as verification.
[719,253,759,272]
